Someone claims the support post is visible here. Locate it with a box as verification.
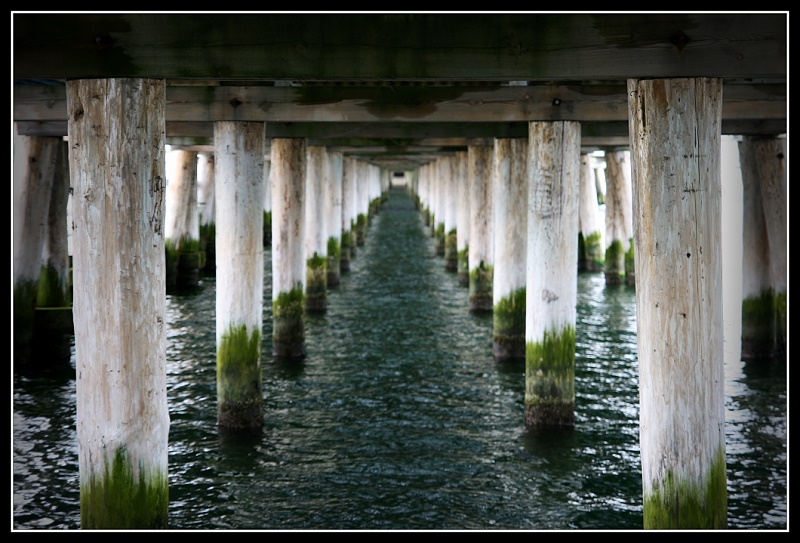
[271,138,307,359]
[305,145,328,313]
[603,150,634,286]
[214,121,265,432]
[341,157,356,267]
[164,149,200,291]
[34,137,73,364]
[455,151,470,286]
[492,138,528,361]
[578,153,604,273]
[325,150,343,287]
[628,77,727,529]
[738,136,787,360]
[67,78,169,529]
[524,121,581,428]
[443,155,458,272]
[263,152,272,248]
[197,152,216,273]
[13,131,58,367]
[468,143,494,312]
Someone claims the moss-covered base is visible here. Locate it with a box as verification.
[643,446,727,529]
[81,446,168,529]
[217,323,263,430]
[273,286,306,359]
[356,214,367,246]
[37,262,70,308]
[604,239,625,284]
[434,223,445,256]
[604,271,624,285]
[579,231,604,272]
[327,237,341,287]
[217,400,264,432]
[326,267,341,287]
[524,398,575,428]
[577,232,588,271]
[524,326,576,428]
[306,253,328,313]
[166,237,201,291]
[199,222,216,273]
[422,208,430,226]
[369,197,383,219]
[494,336,526,362]
[165,239,179,288]
[493,287,526,361]
[741,288,787,360]
[469,263,493,312]
[444,230,457,271]
[457,246,469,286]
[624,237,635,287]
[340,230,352,271]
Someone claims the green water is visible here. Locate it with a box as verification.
[13,187,787,531]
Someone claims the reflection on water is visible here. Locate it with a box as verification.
[13,187,786,531]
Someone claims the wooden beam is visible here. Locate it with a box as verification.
[15,82,786,124]
[14,13,786,82]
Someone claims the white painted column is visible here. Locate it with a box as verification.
[214,121,265,432]
[341,156,357,267]
[39,137,71,307]
[355,160,368,246]
[67,78,169,528]
[431,161,441,239]
[271,138,307,359]
[419,163,432,228]
[434,158,447,255]
[443,155,458,271]
[197,151,216,273]
[738,135,787,359]
[578,153,604,272]
[263,150,272,248]
[408,169,420,209]
[628,77,726,529]
[305,145,328,312]
[468,142,494,312]
[13,131,58,366]
[603,150,634,285]
[164,149,200,290]
[492,138,528,361]
[371,165,380,218]
[35,137,73,361]
[594,162,607,204]
[371,165,380,214]
[524,121,581,428]
[455,150,470,286]
[325,149,343,287]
